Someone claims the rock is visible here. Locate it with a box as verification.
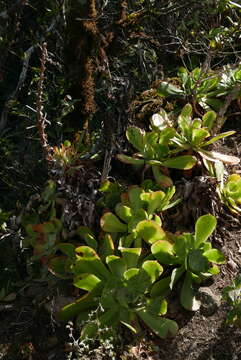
[197,287,221,317]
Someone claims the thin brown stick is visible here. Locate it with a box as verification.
[36,42,52,164]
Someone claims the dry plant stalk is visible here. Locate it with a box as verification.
[36,42,52,164]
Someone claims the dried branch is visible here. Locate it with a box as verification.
[36,42,52,165]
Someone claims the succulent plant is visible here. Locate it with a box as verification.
[51,244,178,339]
[150,214,225,311]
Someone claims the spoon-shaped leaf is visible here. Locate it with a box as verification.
[151,239,177,265]
[117,154,145,165]
[194,214,217,248]
[136,220,167,244]
[203,249,225,264]
[115,203,133,223]
[74,246,110,281]
[157,81,185,98]
[100,212,127,233]
[73,274,101,291]
[126,126,145,152]
[202,110,216,130]
[136,308,178,338]
[119,247,142,268]
[142,260,163,283]
[161,155,197,169]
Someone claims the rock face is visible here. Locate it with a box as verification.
[197,287,221,317]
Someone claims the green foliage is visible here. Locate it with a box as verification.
[117,125,197,187]
[168,104,239,166]
[218,173,241,214]
[54,244,178,339]
[99,185,180,248]
[118,125,196,169]
[223,275,241,328]
[157,65,241,112]
[118,104,239,182]
[98,180,123,210]
[151,214,225,311]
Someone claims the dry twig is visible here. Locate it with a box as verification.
[36,42,52,165]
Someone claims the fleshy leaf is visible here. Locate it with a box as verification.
[194,214,217,247]
[115,203,133,223]
[191,128,209,146]
[161,155,197,170]
[99,306,120,327]
[188,249,209,273]
[123,268,139,280]
[119,247,142,268]
[73,274,101,291]
[150,111,169,131]
[201,131,236,147]
[150,276,171,297]
[180,271,201,311]
[202,110,216,130]
[106,255,127,277]
[142,260,163,283]
[59,292,98,321]
[170,266,185,290]
[128,186,144,212]
[181,103,193,117]
[99,234,115,260]
[117,154,145,165]
[48,256,72,279]
[77,226,98,250]
[157,81,185,98]
[100,212,127,233]
[74,246,110,281]
[203,249,226,264]
[58,243,76,259]
[136,220,167,244]
[152,165,173,187]
[141,191,165,215]
[151,240,177,265]
[136,309,178,338]
[126,126,145,152]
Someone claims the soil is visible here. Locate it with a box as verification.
[0,122,240,360]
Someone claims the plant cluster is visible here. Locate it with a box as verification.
[157,65,241,112]
[41,182,225,340]
[118,103,239,184]
[21,61,241,342]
